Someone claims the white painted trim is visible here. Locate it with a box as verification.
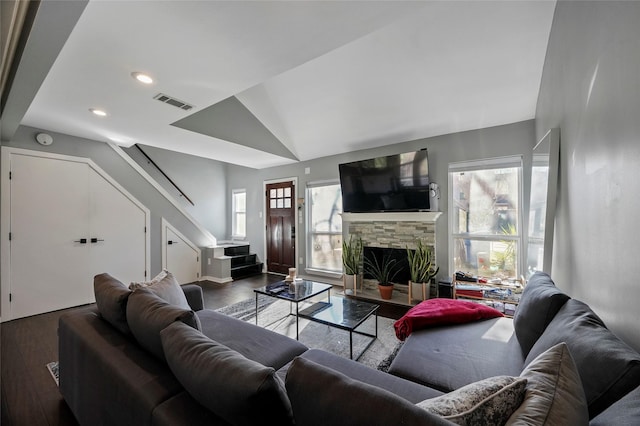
[109,143,217,246]
[200,275,233,284]
[1,147,152,321]
[262,177,299,273]
[161,217,202,278]
[341,211,442,223]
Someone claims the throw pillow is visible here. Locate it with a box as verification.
[285,357,452,426]
[525,299,640,418]
[506,342,588,425]
[513,272,570,357]
[129,268,168,289]
[130,269,190,310]
[160,321,295,426]
[416,376,527,425]
[93,273,131,335]
[394,298,504,341]
[127,287,201,362]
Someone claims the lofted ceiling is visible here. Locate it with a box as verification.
[6,0,556,169]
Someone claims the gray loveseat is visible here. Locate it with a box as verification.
[58,272,640,425]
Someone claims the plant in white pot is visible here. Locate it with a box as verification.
[341,235,363,295]
[363,252,401,300]
[407,240,439,303]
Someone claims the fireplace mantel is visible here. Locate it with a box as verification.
[341,211,441,223]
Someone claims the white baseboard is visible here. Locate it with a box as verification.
[200,275,233,284]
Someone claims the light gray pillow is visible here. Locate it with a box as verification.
[417,376,527,425]
[506,342,588,425]
[127,287,201,362]
[94,273,131,335]
[160,321,294,426]
[130,269,190,309]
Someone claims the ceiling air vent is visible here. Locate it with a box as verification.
[153,93,194,111]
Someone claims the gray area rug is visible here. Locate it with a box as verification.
[216,296,403,370]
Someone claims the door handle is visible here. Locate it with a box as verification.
[90,238,105,243]
[74,238,87,244]
[291,226,295,239]
[168,240,178,245]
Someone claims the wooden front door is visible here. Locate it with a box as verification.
[266,181,296,274]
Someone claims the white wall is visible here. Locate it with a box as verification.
[535,1,640,351]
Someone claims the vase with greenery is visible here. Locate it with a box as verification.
[342,235,363,294]
[406,240,439,302]
[363,252,401,300]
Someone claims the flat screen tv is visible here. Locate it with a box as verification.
[339,149,430,213]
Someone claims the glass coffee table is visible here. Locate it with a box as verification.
[254,280,333,339]
[298,296,379,360]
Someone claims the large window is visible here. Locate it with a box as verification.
[307,181,342,274]
[449,156,523,279]
[231,189,246,238]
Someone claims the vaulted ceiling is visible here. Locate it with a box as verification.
[3,0,556,169]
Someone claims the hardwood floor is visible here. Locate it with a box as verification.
[1,273,408,426]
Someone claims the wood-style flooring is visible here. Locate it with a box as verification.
[0,273,408,426]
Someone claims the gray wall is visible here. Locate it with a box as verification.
[535,1,640,351]
[227,120,535,283]
[123,144,227,240]
[4,125,223,278]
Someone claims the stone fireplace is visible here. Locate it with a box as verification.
[342,211,441,303]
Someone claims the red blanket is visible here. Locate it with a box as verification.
[393,298,504,341]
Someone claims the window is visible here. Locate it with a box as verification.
[232,189,246,238]
[449,156,523,279]
[307,181,342,273]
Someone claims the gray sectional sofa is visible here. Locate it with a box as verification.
[58,272,640,425]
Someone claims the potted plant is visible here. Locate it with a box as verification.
[342,235,363,295]
[406,240,439,303]
[363,252,401,300]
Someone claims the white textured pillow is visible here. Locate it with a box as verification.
[417,376,527,425]
[506,342,588,425]
[129,269,168,290]
[130,270,190,310]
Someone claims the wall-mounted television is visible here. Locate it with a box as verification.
[339,149,430,213]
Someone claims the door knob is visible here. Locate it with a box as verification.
[74,238,87,244]
[90,238,105,243]
[168,240,178,245]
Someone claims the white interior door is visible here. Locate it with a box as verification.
[9,155,91,318]
[162,219,200,284]
[88,169,147,299]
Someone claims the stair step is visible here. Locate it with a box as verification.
[224,245,250,256]
[230,254,257,268]
[231,262,263,279]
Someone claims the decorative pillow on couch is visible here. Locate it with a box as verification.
[129,269,190,309]
[160,321,295,426]
[127,287,201,362]
[525,299,640,419]
[394,299,504,341]
[416,376,527,425]
[285,356,453,426]
[506,342,588,425]
[94,273,131,335]
[513,271,570,357]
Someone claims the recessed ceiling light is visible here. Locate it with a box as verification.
[89,108,107,117]
[131,72,153,84]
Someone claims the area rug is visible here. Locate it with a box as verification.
[47,361,59,386]
[216,296,403,370]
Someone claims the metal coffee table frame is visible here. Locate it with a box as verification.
[254,280,332,340]
[298,296,379,360]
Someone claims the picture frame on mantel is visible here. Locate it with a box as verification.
[526,128,560,279]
